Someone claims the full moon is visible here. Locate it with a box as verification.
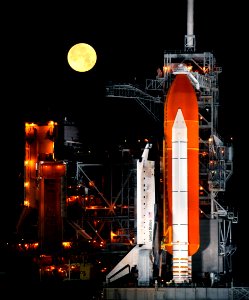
[67,43,97,72]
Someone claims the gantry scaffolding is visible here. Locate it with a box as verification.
[104,49,237,280]
[65,142,138,251]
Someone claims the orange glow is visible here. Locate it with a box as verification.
[24,182,29,188]
[24,200,30,207]
[163,65,171,73]
[163,74,199,256]
[201,151,208,157]
[111,231,117,237]
[40,162,66,178]
[62,241,72,248]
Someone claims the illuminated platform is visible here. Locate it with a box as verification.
[103,286,249,300]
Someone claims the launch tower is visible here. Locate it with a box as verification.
[105,0,237,285]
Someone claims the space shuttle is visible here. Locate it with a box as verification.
[106,143,156,287]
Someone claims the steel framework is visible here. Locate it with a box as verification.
[103,49,237,279]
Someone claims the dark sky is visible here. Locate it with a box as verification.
[2,0,248,282]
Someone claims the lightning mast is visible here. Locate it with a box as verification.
[185,0,196,51]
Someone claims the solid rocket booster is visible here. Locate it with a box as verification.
[172,109,189,282]
[163,74,199,280]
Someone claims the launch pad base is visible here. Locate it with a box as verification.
[103,286,234,300]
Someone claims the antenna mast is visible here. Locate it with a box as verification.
[185,0,196,52]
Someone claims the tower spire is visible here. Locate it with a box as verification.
[185,0,196,52]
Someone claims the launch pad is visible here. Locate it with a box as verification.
[103,286,234,300]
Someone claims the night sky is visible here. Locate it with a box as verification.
[2,1,248,283]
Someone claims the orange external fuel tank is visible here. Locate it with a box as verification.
[163,73,199,256]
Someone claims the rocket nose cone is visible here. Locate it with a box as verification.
[173,109,187,129]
